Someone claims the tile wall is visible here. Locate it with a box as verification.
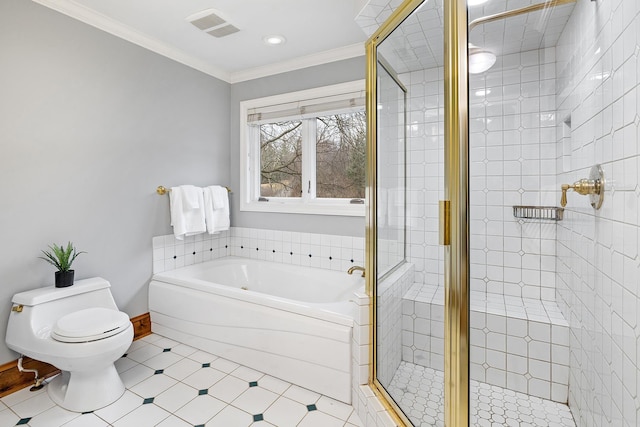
[469,47,559,300]
[382,51,549,298]
[351,290,404,427]
[555,0,640,425]
[376,264,415,387]
[401,283,570,402]
[152,228,365,275]
[402,66,445,290]
[401,45,559,299]
[152,232,230,274]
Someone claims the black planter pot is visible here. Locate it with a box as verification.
[55,270,74,288]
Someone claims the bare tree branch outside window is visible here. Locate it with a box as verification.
[259,111,366,199]
[260,121,302,197]
[316,111,366,199]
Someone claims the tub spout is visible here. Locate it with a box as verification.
[347,266,365,277]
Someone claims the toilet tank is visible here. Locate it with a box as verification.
[7,277,119,342]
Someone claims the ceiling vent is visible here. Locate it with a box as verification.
[207,24,240,38]
[187,9,240,38]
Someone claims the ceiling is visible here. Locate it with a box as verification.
[32,0,370,83]
[33,0,578,84]
[357,0,576,74]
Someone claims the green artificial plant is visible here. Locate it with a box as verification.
[39,242,86,272]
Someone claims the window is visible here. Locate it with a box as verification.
[240,81,366,216]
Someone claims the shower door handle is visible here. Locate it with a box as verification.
[439,200,450,246]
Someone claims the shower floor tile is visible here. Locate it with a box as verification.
[1,334,363,427]
[387,361,576,427]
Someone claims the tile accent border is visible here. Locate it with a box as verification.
[0,312,152,398]
[152,227,365,275]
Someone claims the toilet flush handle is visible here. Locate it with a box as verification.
[11,305,23,313]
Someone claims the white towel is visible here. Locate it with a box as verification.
[181,185,200,209]
[169,185,206,240]
[203,185,230,234]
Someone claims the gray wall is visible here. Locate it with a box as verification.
[0,0,230,362]
[229,57,366,237]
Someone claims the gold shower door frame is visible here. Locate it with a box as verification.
[365,0,470,425]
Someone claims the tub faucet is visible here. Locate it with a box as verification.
[347,266,365,277]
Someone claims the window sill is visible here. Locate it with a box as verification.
[240,200,365,217]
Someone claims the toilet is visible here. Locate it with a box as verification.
[5,277,133,412]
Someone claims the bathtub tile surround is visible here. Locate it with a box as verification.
[152,231,230,274]
[227,227,365,272]
[0,334,364,426]
[152,227,365,274]
[351,289,371,389]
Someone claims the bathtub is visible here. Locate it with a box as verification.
[148,256,365,403]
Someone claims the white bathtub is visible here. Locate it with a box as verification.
[148,256,365,403]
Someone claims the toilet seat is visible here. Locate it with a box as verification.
[52,307,130,343]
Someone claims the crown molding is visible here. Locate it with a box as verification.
[32,0,232,82]
[228,43,365,84]
[32,0,365,85]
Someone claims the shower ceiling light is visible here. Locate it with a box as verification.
[469,49,496,74]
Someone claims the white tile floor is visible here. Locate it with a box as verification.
[0,334,363,427]
[387,361,576,427]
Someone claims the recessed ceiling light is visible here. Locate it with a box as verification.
[263,35,286,46]
[468,0,489,5]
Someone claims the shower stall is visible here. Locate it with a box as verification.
[364,0,631,425]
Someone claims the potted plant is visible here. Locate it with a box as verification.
[39,242,86,288]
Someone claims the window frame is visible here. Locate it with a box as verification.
[240,80,366,217]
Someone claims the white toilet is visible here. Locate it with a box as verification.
[5,277,133,412]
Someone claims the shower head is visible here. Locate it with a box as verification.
[468,44,496,74]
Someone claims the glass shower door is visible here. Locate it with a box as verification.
[375,60,406,282]
[368,0,583,425]
[373,51,409,399]
[366,0,469,425]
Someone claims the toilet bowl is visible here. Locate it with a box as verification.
[5,277,134,412]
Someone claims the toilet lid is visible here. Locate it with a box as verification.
[51,307,130,343]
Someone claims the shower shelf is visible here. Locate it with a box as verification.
[512,205,564,221]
